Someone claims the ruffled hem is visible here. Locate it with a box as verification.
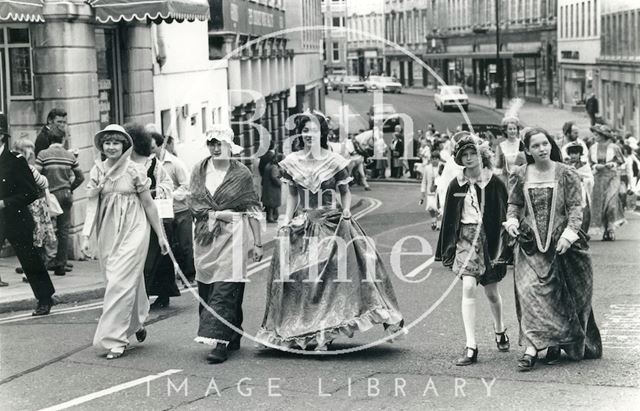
[194,336,229,347]
[336,176,354,186]
[255,307,403,350]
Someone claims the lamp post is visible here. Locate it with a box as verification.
[494,0,503,109]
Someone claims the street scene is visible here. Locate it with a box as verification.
[1,0,640,410]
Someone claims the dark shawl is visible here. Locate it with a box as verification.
[435,172,509,268]
[187,158,260,246]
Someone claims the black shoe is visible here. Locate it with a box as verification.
[54,268,66,276]
[228,339,241,351]
[32,301,52,316]
[364,186,371,191]
[65,262,74,268]
[455,346,478,366]
[495,328,510,352]
[150,297,169,310]
[545,346,561,365]
[207,344,229,364]
[517,353,538,371]
[135,327,147,343]
[15,267,24,274]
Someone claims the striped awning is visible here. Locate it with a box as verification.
[0,0,44,23]
[89,0,210,24]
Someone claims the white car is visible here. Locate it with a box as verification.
[434,86,469,111]
[364,76,402,93]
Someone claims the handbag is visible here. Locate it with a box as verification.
[154,198,174,219]
[46,190,63,217]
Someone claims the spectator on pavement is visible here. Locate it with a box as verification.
[12,138,57,276]
[261,152,283,223]
[390,125,405,178]
[35,130,84,276]
[585,93,599,126]
[35,108,67,157]
[0,113,55,313]
[560,121,589,164]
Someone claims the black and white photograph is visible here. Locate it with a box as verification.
[0,0,639,409]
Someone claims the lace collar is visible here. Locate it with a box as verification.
[279,150,349,193]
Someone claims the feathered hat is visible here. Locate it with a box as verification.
[501,98,524,128]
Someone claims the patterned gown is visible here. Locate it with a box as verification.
[257,150,403,349]
[507,163,602,359]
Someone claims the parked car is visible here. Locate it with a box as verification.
[326,74,341,90]
[364,76,403,93]
[434,85,469,111]
[368,103,401,130]
[339,75,367,93]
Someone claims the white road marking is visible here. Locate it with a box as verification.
[601,304,640,349]
[37,369,182,411]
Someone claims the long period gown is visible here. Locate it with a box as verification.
[589,142,626,236]
[257,150,403,349]
[507,163,602,359]
[83,151,151,350]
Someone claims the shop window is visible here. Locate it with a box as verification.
[332,42,340,62]
[1,27,33,99]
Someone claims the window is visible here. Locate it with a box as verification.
[570,4,574,37]
[581,2,585,37]
[560,6,563,38]
[594,0,597,35]
[332,17,341,27]
[587,1,590,36]
[332,41,340,62]
[0,27,33,99]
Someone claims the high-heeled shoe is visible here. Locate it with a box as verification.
[545,346,561,365]
[495,328,510,352]
[517,352,538,371]
[455,346,478,366]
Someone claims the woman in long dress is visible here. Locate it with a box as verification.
[81,124,169,359]
[495,115,526,187]
[257,111,404,351]
[588,124,626,240]
[504,128,602,371]
[188,125,264,364]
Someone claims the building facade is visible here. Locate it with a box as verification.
[321,0,348,75]
[284,0,325,114]
[346,0,385,77]
[385,0,559,104]
[596,0,639,136]
[151,20,230,170]
[0,0,209,258]
[557,0,600,110]
[208,0,293,175]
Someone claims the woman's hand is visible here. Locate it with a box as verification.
[342,209,352,219]
[505,223,520,238]
[556,238,571,255]
[80,235,91,257]
[158,236,170,255]
[214,210,234,223]
[253,244,264,262]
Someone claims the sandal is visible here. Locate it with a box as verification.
[106,347,126,360]
[495,328,510,352]
[517,353,537,371]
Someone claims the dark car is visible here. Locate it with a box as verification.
[368,104,401,130]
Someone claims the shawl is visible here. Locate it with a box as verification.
[188,158,260,246]
[279,150,349,193]
[435,171,509,268]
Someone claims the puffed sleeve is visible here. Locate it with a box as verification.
[560,166,584,243]
[335,167,352,194]
[131,164,151,193]
[82,166,101,237]
[506,167,524,226]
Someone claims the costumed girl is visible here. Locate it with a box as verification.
[435,132,510,366]
[257,111,405,351]
[566,142,594,233]
[504,128,602,371]
[188,125,264,364]
[81,124,169,360]
[495,99,526,187]
[588,124,626,241]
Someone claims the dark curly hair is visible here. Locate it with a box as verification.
[125,122,152,157]
[522,127,563,164]
[293,112,329,150]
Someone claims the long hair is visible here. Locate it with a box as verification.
[522,127,563,164]
[293,112,329,150]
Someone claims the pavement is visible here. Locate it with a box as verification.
[402,86,593,138]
